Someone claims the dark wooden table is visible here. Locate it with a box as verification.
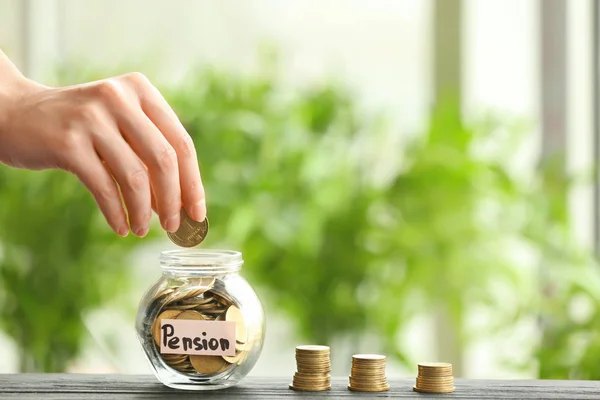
[0,375,599,399]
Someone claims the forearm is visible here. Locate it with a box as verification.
[0,50,33,98]
[0,50,43,152]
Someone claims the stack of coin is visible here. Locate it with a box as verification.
[413,362,455,394]
[144,277,251,376]
[348,354,390,392]
[289,345,331,391]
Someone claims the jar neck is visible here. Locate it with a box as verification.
[159,249,243,276]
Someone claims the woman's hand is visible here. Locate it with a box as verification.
[0,52,206,238]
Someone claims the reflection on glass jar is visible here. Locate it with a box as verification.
[135,249,265,390]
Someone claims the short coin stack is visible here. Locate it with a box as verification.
[348,354,390,392]
[289,345,331,391]
[413,362,455,394]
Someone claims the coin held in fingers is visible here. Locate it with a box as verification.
[167,208,209,247]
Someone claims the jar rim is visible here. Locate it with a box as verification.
[159,249,243,273]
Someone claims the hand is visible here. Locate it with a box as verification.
[0,70,206,237]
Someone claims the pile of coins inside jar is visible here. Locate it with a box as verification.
[142,277,251,377]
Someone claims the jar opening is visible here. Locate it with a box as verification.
[159,249,243,274]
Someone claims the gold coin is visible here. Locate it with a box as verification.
[296,358,331,363]
[348,384,390,392]
[351,370,386,375]
[418,367,453,372]
[296,345,330,353]
[415,385,455,392]
[289,384,331,391]
[162,354,188,363]
[350,370,385,379]
[293,382,331,389]
[153,287,176,300]
[179,287,212,301]
[296,362,331,367]
[296,358,331,362]
[297,361,331,366]
[223,350,245,364]
[297,366,331,371]
[417,376,455,383]
[296,361,330,366]
[225,305,248,343]
[296,363,331,369]
[214,312,226,321]
[351,371,386,376]
[352,366,386,371]
[217,362,232,373]
[192,303,223,313]
[350,375,388,382]
[176,310,207,320]
[189,355,228,374]
[167,303,201,311]
[297,370,332,375]
[349,380,389,387]
[352,354,386,360]
[181,295,215,306]
[167,208,209,247]
[162,354,192,372]
[297,365,331,370]
[418,365,452,374]
[418,363,452,376]
[290,379,330,383]
[293,374,329,379]
[188,277,216,289]
[293,379,331,386]
[418,362,452,368]
[153,309,182,346]
[416,379,455,386]
[413,385,455,393]
[297,367,331,373]
[416,381,454,388]
[167,358,190,367]
[417,371,453,375]
[296,353,331,358]
[235,340,247,352]
[294,373,330,380]
[209,290,234,305]
[352,361,386,366]
[349,385,390,391]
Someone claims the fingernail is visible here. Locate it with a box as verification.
[191,199,206,222]
[117,226,129,237]
[134,226,149,238]
[164,214,180,233]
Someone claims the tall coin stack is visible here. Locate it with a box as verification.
[289,345,331,391]
[413,362,455,394]
[348,354,390,392]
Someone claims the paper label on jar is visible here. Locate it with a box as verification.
[160,319,236,356]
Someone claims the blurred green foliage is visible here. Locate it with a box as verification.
[0,168,157,371]
[166,71,535,366]
[1,58,600,378]
[163,64,600,377]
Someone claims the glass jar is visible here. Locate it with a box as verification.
[135,249,265,390]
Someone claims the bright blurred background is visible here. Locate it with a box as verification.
[1,0,600,380]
